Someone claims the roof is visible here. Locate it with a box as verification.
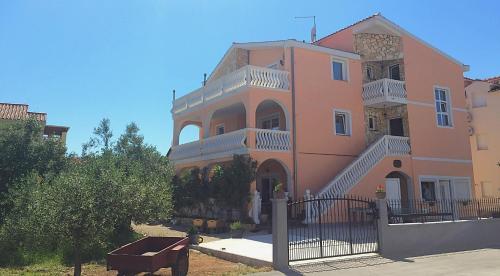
[0,103,47,121]
[207,39,361,82]
[315,13,469,71]
[484,76,500,84]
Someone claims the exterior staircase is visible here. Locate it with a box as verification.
[318,135,411,197]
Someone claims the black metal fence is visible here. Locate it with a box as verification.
[387,198,500,224]
[287,195,379,262]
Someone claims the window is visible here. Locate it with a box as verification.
[476,134,488,150]
[260,114,280,130]
[389,64,400,80]
[334,110,351,136]
[434,87,453,127]
[421,181,437,201]
[366,65,374,81]
[453,178,472,200]
[368,116,377,131]
[215,124,225,135]
[332,59,347,81]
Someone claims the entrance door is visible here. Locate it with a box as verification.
[389,118,404,136]
[385,178,402,200]
[259,176,278,215]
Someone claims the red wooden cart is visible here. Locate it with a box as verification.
[107,236,189,276]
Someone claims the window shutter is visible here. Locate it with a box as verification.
[453,178,471,200]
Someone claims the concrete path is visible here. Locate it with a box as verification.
[251,248,500,275]
[195,234,273,266]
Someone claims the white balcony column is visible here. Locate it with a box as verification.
[172,121,181,146]
[202,115,212,139]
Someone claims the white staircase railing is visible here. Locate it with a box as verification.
[172,65,290,115]
[254,129,291,151]
[318,135,411,198]
[362,78,407,106]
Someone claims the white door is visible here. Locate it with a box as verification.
[438,180,452,200]
[385,178,401,200]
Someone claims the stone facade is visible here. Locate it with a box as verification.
[365,105,410,145]
[354,33,403,61]
[208,48,249,82]
[363,59,405,83]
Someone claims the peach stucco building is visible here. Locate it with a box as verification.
[465,77,500,197]
[168,14,475,215]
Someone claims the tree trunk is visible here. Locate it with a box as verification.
[73,243,82,276]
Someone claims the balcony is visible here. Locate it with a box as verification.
[172,65,290,116]
[362,78,407,107]
[169,128,291,164]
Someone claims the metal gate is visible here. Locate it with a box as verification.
[287,195,379,262]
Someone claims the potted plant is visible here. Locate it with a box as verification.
[242,217,256,232]
[375,184,386,199]
[206,218,224,233]
[192,218,204,229]
[186,226,202,245]
[273,181,285,199]
[230,221,244,238]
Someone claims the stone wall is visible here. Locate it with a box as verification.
[365,105,410,144]
[354,33,403,61]
[208,48,249,82]
[363,59,405,83]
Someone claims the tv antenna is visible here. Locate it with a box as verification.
[295,16,316,43]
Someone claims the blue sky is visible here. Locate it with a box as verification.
[1,0,499,154]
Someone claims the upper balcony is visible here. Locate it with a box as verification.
[362,78,407,108]
[172,65,290,116]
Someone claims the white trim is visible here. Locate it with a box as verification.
[331,57,349,81]
[333,108,352,136]
[418,175,472,201]
[407,100,467,112]
[412,156,472,164]
[351,15,468,71]
[234,40,361,60]
[434,85,454,128]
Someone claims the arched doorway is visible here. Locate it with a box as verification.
[385,171,413,203]
[255,99,289,130]
[256,159,291,217]
[208,103,246,137]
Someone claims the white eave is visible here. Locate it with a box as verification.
[207,39,360,82]
[352,14,469,72]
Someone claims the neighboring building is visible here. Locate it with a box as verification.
[465,77,500,197]
[168,13,475,217]
[0,102,69,144]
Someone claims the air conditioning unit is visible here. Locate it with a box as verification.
[468,126,474,136]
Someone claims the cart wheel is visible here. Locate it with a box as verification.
[171,248,189,276]
[197,236,204,244]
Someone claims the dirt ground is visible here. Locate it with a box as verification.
[72,250,271,276]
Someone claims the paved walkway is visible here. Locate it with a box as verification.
[197,234,273,264]
[251,248,500,275]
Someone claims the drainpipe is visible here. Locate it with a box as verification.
[291,47,298,200]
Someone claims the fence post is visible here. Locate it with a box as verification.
[272,198,288,270]
[376,199,388,255]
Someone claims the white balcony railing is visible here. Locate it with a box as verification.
[255,129,291,151]
[169,128,291,164]
[172,65,290,115]
[362,78,407,107]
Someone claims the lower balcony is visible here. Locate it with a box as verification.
[362,78,407,107]
[169,128,291,164]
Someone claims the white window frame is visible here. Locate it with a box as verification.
[365,65,374,81]
[368,115,377,131]
[434,86,454,128]
[258,113,280,130]
[419,175,472,201]
[333,109,352,136]
[215,123,225,135]
[331,57,349,81]
[388,64,401,80]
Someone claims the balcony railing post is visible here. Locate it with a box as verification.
[383,79,389,99]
